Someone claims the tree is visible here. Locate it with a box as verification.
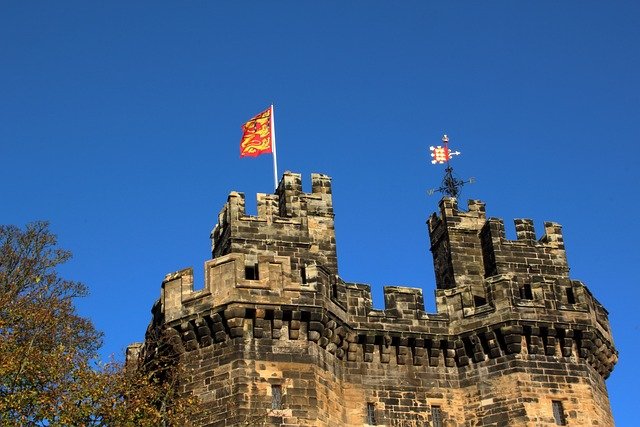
[0,222,195,426]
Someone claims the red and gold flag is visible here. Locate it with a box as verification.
[240,107,272,157]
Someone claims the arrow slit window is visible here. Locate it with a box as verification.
[552,400,566,425]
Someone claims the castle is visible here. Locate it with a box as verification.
[128,172,617,426]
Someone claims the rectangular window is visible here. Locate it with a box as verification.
[245,263,259,280]
[552,400,566,425]
[301,267,307,284]
[473,295,487,306]
[566,287,576,304]
[271,385,282,409]
[431,405,443,427]
[366,402,376,425]
[520,284,533,300]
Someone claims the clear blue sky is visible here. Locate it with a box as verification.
[2,1,638,424]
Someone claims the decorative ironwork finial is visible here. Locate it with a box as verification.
[428,134,474,198]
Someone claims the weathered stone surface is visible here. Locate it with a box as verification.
[130,172,617,426]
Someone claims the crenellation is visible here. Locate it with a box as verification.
[344,282,374,317]
[132,172,617,426]
[383,286,426,318]
[514,218,536,241]
[541,221,565,248]
[275,171,303,218]
[256,193,279,219]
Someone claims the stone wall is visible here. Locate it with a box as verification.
[130,172,617,426]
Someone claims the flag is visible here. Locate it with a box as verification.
[240,107,272,157]
[430,146,451,164]
[430,135,461,164]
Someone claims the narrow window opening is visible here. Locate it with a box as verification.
[473,295,487,307]
[301,267,307,284]
[366,402,376,425]
[566,287,576,304]
[431,405,443,427]
[271,385,282,410]
[331,281,338,299]
[520,284,533,300]
[552,400,566,425]
[245,263,259,280]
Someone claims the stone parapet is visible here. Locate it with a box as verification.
[155,240,616,380]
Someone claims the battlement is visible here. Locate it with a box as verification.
[151,253,616,378]
[134,172,617,427]
[428,197,569,297]
[154,192,615,379]
[428,197,487,230]
[159,251,445,326]
[160,252,333,323]
[480,217,567,277]
[210,172,338,278]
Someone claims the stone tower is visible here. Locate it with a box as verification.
[129,172,617,426]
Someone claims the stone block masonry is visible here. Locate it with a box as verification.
[129,171,617,426]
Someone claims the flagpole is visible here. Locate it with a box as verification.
[271,104,278,190]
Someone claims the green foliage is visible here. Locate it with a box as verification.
[0,222,195,426]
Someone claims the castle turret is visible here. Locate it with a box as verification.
[427,196,616,378]
[211,171,337,281]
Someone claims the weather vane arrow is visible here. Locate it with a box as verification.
[427,134,475,199]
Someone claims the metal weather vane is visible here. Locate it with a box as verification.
[428,134,474,198]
